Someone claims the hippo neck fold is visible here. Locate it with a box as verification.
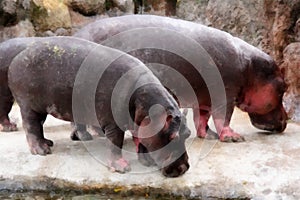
[130,83,180,128]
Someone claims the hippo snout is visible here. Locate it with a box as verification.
[162,162,190,178]
[161,152,189,178]
[275,108,288,133]
[249,105,287,133]
[274,119,287,133]
[252,120,287,133]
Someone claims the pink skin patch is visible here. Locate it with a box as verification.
[108,158,130,173]
[198,113,210,138]
[240,83,278,115]
[133,136,140,153]
[193,108,210,138]
[0,119,17,132]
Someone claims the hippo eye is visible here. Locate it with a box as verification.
[266,103,273,111]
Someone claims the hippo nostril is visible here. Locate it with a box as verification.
[275,123,286,133]
[162,163,189,178]
[179,163,189,175]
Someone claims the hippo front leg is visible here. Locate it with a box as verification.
[104,124,131,173]
[20,106,53,155]
[0,87,17,132]
[193,108,218,139]
[132,136,155,166]
[213,105,245,142]
[70,123,93,141]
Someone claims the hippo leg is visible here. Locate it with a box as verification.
[105,124,131,173]
[213,105,245,142]
[193,108,218,139]
[20,106,53,155]
[89,125,105,137]
[70,123,93,141]
[133,136,155,166]
[0,87,17,132]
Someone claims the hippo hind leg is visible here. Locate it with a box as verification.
[193,108,218,140]
[0,87,17,132]
[20,106,53,155]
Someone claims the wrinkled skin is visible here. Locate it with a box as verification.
[6,36,190,177]
[74,15,287,142]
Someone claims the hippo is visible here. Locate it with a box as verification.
[0,37,95,140]
[6,36,190,177]
[74,15,287,142]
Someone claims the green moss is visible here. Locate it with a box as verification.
[52,45,65,57]
[30,3,47,30]
[105,0,113,10]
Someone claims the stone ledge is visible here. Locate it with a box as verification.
[1,106,300,199]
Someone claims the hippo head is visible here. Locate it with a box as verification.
[238,57,287,133]
[137,108,190,177]
[249,105,287,133]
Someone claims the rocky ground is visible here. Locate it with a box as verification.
[1,106,300,199]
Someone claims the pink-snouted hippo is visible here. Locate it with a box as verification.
[74,15,287,142]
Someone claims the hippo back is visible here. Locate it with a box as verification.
[7,36,165,128]
[74,15,245,107]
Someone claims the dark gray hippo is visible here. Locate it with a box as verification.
[74,15,287,142]
[6,36,190,177]
[0,37,94,140]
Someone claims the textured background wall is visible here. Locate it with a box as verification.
[0,0,299,121]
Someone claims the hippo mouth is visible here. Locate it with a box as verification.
[249,112,287,133]
[251,121,286,133]
[162,162,189,177]
[161,153,190,178]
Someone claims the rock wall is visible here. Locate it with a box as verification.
[281,43,300,122]
[0,0,299,121]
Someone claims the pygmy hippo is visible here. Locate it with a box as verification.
[74,15,287,142]
[0,37,95,140]
[6,36,190,177]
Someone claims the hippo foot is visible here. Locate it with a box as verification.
[108,158,131,173]
[29,138,53,155]
[197,128,219,140]
[70,130,93,141]
[0,121,17,132]
[219,128,245,142]
[138,153,156,167]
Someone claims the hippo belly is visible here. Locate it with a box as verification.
[7,36,190,177]
[74,15,287,142]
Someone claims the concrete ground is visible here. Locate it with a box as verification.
[1,105,300,199]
